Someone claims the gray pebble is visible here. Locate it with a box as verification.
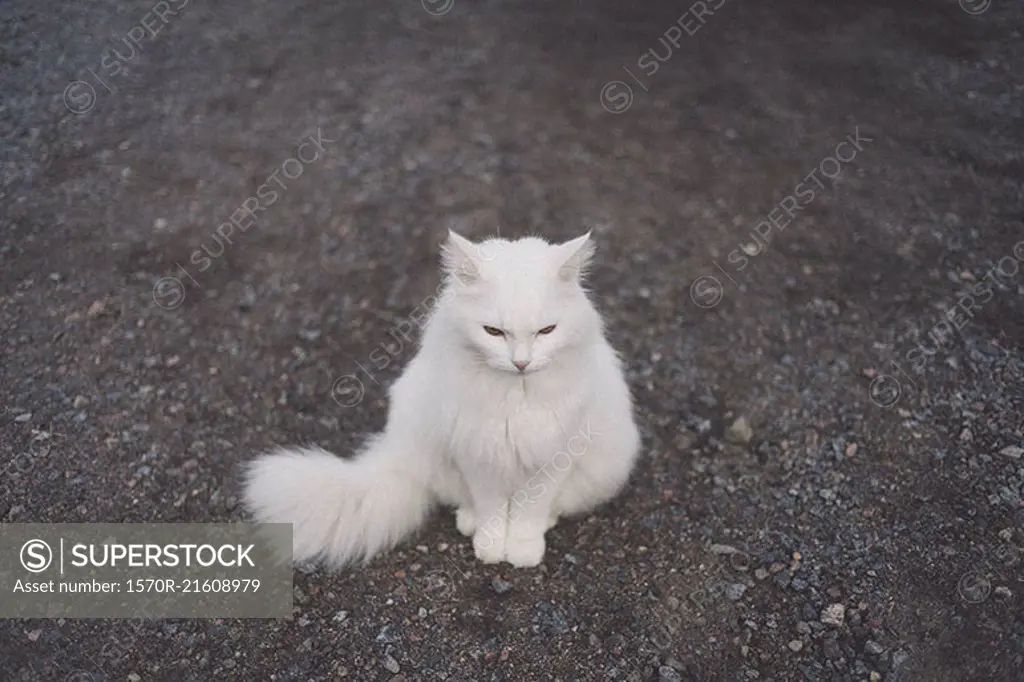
[725,416,753,444]
[725,583,747,601]
[710,543,740,555]
[658,666,683,682]
[377,625,399,643]
[491,578,513,594]
[1000,446,1023,460]
[821,603,845,627]
[383,655,400,674]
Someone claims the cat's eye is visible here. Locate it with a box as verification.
[537,325,557,335]
[483,326,505,337]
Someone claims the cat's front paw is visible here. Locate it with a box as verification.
[472,528,505,564]
[455,507,477,537]
[503,534,546,568]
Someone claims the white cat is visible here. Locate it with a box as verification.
[242,231,640,568]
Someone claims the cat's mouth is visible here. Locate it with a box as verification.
[504,362,545,376]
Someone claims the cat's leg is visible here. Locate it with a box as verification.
[455,508,477,537]
[460,466,510,564]
[430,461,478,536]
[504,462,573,568]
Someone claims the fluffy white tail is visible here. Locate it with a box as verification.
[242,435,433,568]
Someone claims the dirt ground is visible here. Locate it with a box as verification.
[2,0,1023,680]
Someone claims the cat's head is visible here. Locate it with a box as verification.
[437,230,601,376]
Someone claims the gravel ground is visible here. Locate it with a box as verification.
[2,0,1023,680]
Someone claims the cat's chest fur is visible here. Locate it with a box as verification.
[446,379,586,472]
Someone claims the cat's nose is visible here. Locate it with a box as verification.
[513,360,530,372]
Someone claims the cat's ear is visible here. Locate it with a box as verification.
[441,230,481,284]
[557,231,596,282]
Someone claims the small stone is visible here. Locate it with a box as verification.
[298,328,321,342]
[376,625,398,644]
[26,629,41,642]
[865,640,884,655]
[870,673,881,682]
[73,395,89,408]
[87,299,107,318]
[237,287,258,310]
[821,603,845,627]
[14,412,32,423]
[959,428,973,442]
[153,218,168,230]
[754,568,769,580]
[491,578,513,594]
[787,639,803,652]
[725,583,747,601]
[658,666,683,682]
[725,417,753,445]
[128,674,142,682]
[845,443,858,457]
[796,621,811,635]
[994,586,1012,599]
[710,544,739,555]
[999,446,1023,460]
[48,272,62,282]
[332,610,348,623]
[822,638,842,660]
[298,616,311,627]
[382,655,400,674]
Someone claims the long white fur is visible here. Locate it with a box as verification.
[242,231,641,568]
